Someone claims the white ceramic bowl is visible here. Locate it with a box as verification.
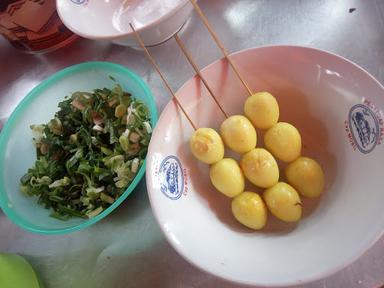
[146,46,384,286]
[56,0,193,46]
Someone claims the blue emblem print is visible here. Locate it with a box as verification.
[71,0,86,4]
[159,156,184,200]
[348,104,379,153]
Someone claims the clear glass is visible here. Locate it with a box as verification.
[0,1,76,54]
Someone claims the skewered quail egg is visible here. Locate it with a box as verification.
[244,92,279,129]
[190,128,224,164]
[232,191,268,230]
[264,122,301,162]
[220,115,257,154]
[210,158,244,197]
[286,157,324,198]
[240,148,279,188]
[264,182,302,222]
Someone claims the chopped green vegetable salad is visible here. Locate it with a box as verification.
[20,85,152,220]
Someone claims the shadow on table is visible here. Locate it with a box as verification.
[89,241,245,288]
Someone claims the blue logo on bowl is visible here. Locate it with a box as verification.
[348,104,379,153]
[159,156,184,200]
[71,0,86,4]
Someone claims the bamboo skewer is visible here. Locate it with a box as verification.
[174,34,228,119]
[189,0,253,96]
[129,23,197,131]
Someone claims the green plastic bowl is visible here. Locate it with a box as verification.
[0,253,41,288]
[0,62,158,234]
